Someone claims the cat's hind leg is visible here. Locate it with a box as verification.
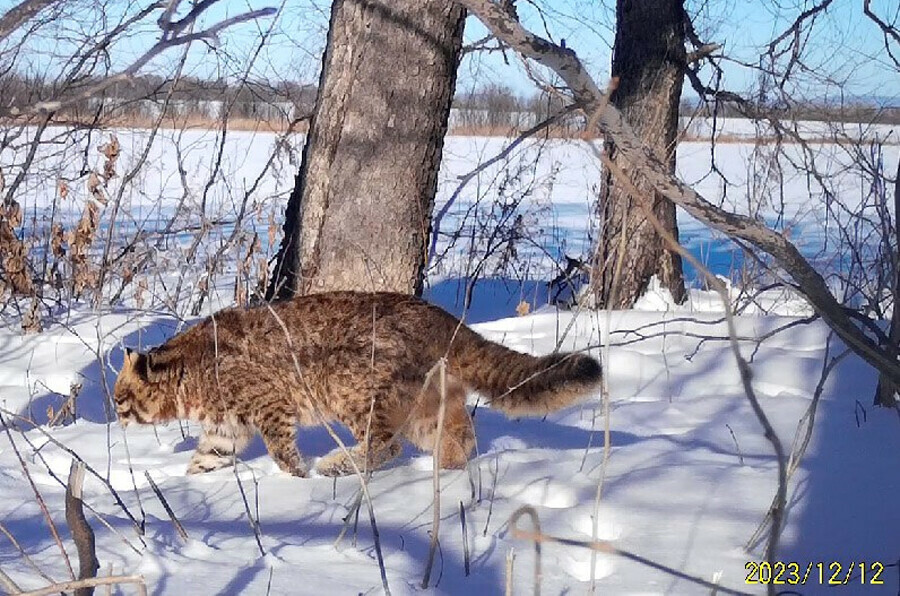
[314,385,406,477]
[253,405,308,477]
[404,374,474,469]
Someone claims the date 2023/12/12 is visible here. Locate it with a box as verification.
[745,560,886,586]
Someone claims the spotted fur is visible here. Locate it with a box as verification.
[113,291,602,477]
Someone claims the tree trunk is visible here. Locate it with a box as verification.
[874,159,900,407]
[268,0,465,299]
[591,0,687,308]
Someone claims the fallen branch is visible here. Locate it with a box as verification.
[65,461,99,596]
[18,574,147,596]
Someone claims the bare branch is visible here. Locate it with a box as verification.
[18,575,147,596]
[0,0,59,43]
[863,0,900,70]
[2,3,277,118]
[456,0,900,387]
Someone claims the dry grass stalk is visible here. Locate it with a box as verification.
[599,150,788,566]
[0,521,56,584]
[255,256,269,300]
[1,409,146,538]
[459,501,470,576]
[234,233,261,307]
[504,548,515,596]
[260,303,393,596]
[144,471,189,543]
[421,359,448,589]
[65,461,99,596]
[509,506,542,596]
[267,209,278,249]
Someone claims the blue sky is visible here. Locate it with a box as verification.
[455,0,900,103]
[5,0,898,104]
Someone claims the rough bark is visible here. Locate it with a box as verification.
[592,0,687,308]
[269,0,465,299]
[874,159,900,407]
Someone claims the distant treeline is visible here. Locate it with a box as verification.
[2,73,898,129]
[0,73,318,123]
[679,98,900,125]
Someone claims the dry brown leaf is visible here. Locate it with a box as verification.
[1,199,22,227]
[99,134,120,180]
[267,209,277,249]
[22,297,42,333]
[135,279,147,310]
[87,171,107,206]
[50,223,66,258]
[516,300,531,317]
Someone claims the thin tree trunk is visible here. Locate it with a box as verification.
[591,0,687,308]
[874,159,900,407]
[268,0,465,299]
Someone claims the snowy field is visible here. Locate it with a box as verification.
[1,126,899,594]
[4,124,897,313]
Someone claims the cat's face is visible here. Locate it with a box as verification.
[113,348,169,426]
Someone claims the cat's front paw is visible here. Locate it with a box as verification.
[314,449,358,477]
[186,453,231,475]
[287,463,308,478]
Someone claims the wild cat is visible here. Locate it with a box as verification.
[113,291,602,477]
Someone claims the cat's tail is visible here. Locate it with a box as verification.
[447,330,602,416]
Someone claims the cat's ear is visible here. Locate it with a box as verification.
[124,348,150,381]
[124,348,138,367]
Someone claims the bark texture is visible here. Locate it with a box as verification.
[592,0,687,308]
[269,0,465,299]
[874,159,900,407]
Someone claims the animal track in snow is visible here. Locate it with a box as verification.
[502,477,578,509]
[560,549,616,582]
[567,508,625,541]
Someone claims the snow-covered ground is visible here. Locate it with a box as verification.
[1,127,898,594]
[1,286,898,594]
